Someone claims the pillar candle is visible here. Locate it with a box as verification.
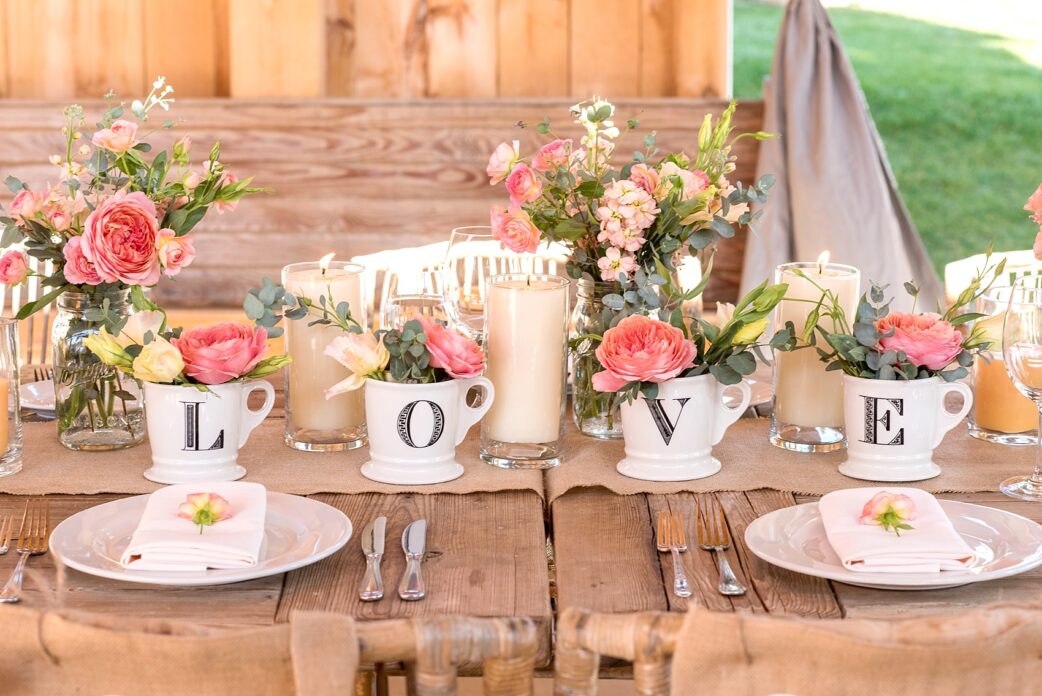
[483,275,568,443]
[774,256,860,428]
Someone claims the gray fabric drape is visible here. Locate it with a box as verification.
[741,0,942,310]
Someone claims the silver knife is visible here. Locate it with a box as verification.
[398,519,427,601]
[359,516,386,601]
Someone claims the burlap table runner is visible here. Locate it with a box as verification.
[546,418,1030,501]
[0,420,543,497]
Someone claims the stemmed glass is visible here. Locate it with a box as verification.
[442,226,516,341]
[379,269,446,330]
[1001,275,1042,500]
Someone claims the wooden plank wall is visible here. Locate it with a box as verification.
[0,0,732,99]
[0,98,762,308]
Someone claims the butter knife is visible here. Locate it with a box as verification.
[398,519,427,601]
[359,516,386,601]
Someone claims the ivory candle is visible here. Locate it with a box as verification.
[483,275,568,444]
[282,258,366,440]
[774,256,860,429]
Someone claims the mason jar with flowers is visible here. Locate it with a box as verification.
[592,281,792,481]
[0,78,259,450]
[85,310,289,483]
[324,317,494,485]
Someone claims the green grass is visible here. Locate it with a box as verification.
[734,1,1042,273]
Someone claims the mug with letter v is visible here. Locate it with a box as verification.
[617,374,751,481]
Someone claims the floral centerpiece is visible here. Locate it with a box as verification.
[0,77,260,450]
[485,97,775,438]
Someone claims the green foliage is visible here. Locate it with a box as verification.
[379,319,438,383]
[243,277,362,339]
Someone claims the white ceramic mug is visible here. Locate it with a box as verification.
[362,377,495,485]
[142,380,276,484]
[617,374,752,481]
[840,375,972,482]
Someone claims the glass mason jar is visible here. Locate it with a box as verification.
[52,290,145,451]
[571,280,625,439]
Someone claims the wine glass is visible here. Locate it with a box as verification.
[1001,275,1042,500]
[379,269,446,330]
[442,226,517,341]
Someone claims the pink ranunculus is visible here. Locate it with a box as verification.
[628,163,660,196]
[533,139,572,172]
[0,250,29,285]
[212,170,239,214]
[81,191,161,286]
[173,321,268,385]
[9,190,40,221]
[417,316,483,379]
[91,119,139,154]
[875,312,963,371]
[157,228,197,277]
[1026,183,1042,225]
[62,236,103,285]
[486,140,520,185]
[504,162,542,205]
[592,315,697,392]
[490,204,541,253]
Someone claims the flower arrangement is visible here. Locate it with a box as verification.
[858,491,916,536]
[178,492,232,534]
[84,309,290,388]
[1026,183,1042,258]
[593,281,793,402]
[324,317,484,397]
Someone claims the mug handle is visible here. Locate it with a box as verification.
[712,379,752,445]
[239,380,276,449]
[454,376,495,446]
[933,381,973,449]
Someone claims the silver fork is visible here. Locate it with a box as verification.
[0,514,14,554]
[656,510,692,598]
[696,495,746,596]
[0,499,50,603]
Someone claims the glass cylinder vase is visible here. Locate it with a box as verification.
[571,279,624,439]
[52,290,145,451]
[0,319,22,476]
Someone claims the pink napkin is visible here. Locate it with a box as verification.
[818,488,975,573]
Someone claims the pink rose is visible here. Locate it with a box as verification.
[9,190,40,221]
[504,162,542,205]
[875,312,963,371]
[486,140,520,185]
[173,321,268,385]
[628,163,660,196]
[533,139,572,172]
[592,315,697,392]
[490,205,541,253]
[1026,183,1042,224]
[91,119,139,154]
[81,191,161,286]
[0,250,29,285]
[212,170,240,214]
[62,236,103,285]
[157,228,197,277]
[858,491,916,535]
[656,162,709,200]
[45,205,71,232]
[417,316,483,379]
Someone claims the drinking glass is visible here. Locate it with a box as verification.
[0,319,22,476]
[1001,276,1042,499]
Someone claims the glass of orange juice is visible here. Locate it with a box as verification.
[969,286,1038,445]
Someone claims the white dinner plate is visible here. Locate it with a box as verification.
[19,379,56,411]
[745,499,1042,590]
[50,492,352,586]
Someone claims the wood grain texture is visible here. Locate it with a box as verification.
[424,0,498,98]
[325,0,356,96]
[569,0,641,97]
[228,0,324,97]
[72,0,146,97]
[674,0,733,98]
[0,0,7,98]
[497,0,569,97]
[5,0,75,99]
[144,0,225,97]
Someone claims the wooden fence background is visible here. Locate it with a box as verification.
[0,0,732,99]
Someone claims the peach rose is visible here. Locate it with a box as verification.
[9,189,40,221]
[91,119,139,154]
[875,312,963,371]
[0,250,29,285]
[593,315,697,391]
[62,236,102,285]
[417,316,483,379]
[486,140,520,185]
[173,321,268,385]
[81,191,161,286]
[628,163,660,196]
[490,205,540,253]
[533,139,572,172]
[504,162,542,205]
[157,228,197,277]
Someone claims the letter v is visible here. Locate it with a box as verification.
[645,398,690,445]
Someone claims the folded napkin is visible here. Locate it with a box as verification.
[818,488,975,573]
[120,482,268,572]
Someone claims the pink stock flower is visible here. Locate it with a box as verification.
[417,316,483,379]
[9,190,40,221]
[81,191,161,286]
[592,315,697,392]
[1026,183,1042,225]
[0,250,29,285]
[62,236,103,285]
[490,205,541,253]
[157,228,197,277]
[595,180,658,253]
[177,492,233,534]
[212,171,239,214]
[596,246,638,282]
[628,163,660,196]
[504,162,543,205]
[533,139,572,172]
[875,312,963,371]
[91,119,139,154]
[173,321,268,385]
[486,140,520,185]
[858,491,916,535]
